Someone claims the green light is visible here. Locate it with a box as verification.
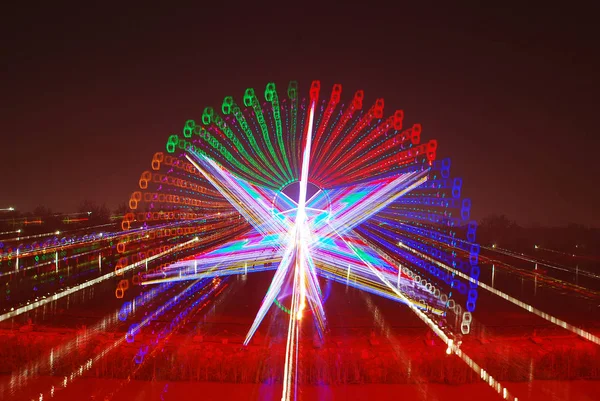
[222,96,233,115]
[184,126,275,188]
[287,81,297,99]
[265,82,275,102]
[248,88,291,181]
[231,100,285,186]
[288,81,299,177]
[202,107,214,125]
[212,112,280,187]
[166,134,178,153]
[265,82,294,179]
[243,88,255,107]
[183,120,195,138]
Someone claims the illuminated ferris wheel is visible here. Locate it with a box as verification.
[1,79,598,401]
[120,80,496,400]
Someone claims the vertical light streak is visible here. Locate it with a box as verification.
[15,248,19,271]
[283,98,316,401]
[55,251,58,273]
[297,99,314,209]
[295,98,316,317]
[282,264,301,401]
[346,263,351,284]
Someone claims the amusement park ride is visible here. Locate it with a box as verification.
[1,80,598,401]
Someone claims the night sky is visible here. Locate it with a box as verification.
[1,4,598,226]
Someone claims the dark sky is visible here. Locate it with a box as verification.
[1,4,598,226]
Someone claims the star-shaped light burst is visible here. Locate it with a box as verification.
[128,80,568,401]
[142,101,446,399]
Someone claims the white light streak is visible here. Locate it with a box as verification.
[0,238,198,322]
[399,242,600,345]
[339,230,518,400]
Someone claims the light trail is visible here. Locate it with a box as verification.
[282,98,320,401]
[102,280,228,401]
[0,237,199,322]
[0,242,113,278]
[379,220,600,298]
[30,279,206,401]
[0,282,174,399]
[334,227,519,401]
[0,215,224,260]
[121,80,544,400]
[398,242,600,345]
[165,126,433,355]
[534,244,600,263]
[3,230,62,243]
[487,243,600,281]
[0,229,20,236]
[392,220,600,282]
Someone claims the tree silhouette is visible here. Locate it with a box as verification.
[77,200,110,224]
